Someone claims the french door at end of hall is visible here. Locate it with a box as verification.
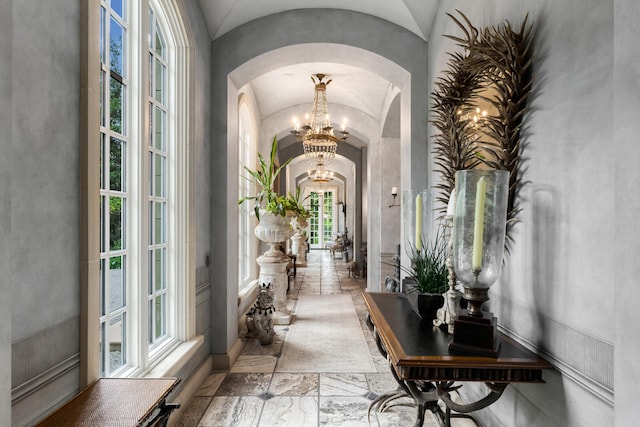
[307,189,335,250]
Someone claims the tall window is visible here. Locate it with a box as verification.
[238,101,256,291]
[98,0,187,377]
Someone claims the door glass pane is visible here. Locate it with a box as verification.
[309,192,319,245]
[323,191,334,244]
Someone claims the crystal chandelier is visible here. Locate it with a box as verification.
[292,74,348,164]
[307,161,334,185]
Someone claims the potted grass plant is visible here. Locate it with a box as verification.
[238,136,310,256]
[401,227,449,320]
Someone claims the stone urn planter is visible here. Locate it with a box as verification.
[254,210,294,259]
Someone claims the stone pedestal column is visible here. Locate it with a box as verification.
[254,210,294,325]
[290,231,307,266]
[256,253,291,325]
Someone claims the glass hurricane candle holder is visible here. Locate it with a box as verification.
[452,169,509,314]
[449,169,509,357]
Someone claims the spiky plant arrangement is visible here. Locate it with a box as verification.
[239,135,310,223]
[430,49,485,217]
[431,10,533,253]
[403,228,449,295]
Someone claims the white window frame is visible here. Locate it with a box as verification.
[238,99,258,293]
[97,0,191,379]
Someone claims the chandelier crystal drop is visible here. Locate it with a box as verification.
[292,74,348,165]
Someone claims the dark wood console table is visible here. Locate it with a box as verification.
[363,292,551,427]
[36,377,180,426]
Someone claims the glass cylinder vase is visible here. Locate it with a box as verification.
[452,170,509,293]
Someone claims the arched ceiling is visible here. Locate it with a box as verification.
[201,1,440,150]
[198,1,440,41]
[251,62,393,123]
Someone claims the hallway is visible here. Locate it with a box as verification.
[175,251,473,427]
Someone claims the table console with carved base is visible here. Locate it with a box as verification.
[363,292,552,427]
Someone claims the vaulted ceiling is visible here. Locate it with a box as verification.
[197,0,441,146]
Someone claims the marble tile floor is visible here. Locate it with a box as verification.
[176,250,477,427]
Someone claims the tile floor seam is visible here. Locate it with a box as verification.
[177,250,449,427]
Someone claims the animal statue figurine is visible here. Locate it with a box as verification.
[385,274,398,293]
[246,282,276,345]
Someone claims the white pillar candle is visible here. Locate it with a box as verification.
[446,191,456,217]
[415,193,423,250]
[472,177,487,271]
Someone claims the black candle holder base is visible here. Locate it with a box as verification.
[449,310,501,357]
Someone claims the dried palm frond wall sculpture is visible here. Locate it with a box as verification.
[431,10,533,252]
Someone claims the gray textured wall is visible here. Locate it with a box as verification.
[428,1,625,425]
[1,0,12,423]
[7,0,213,424]
[11,0,82,424]
[613,0,640,425]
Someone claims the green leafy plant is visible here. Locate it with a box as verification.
[238,135,310,222]
[403,228,449,294]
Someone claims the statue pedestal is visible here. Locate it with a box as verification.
[290,231,307,266]
[257,253,291,325]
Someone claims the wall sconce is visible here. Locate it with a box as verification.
[389,187,400,208]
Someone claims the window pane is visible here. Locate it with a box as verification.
[100,323,105,376]
[100,7,105,64]
[110,137,124,191]
[154,106,165,150]
[109,255,125,312]
[109,17,125,75]
[109,77,124,134]
[99,258,106,316]
[100,195,106,252]
[154,202,165,244]
[100,70,105,127]
[108,314,125,372]
[109,196,124,250]
[154,59,165,104]
[153,153,165,197]
[154,294,165,340]
[100,133,105,190]
[111,0,124,19]
[154,248,165,291]
[155,24,165,58]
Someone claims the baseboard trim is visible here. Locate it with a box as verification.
[210,337,244,371]
[499,325,614,405]
[167,355,213,427]
[11,353,80,404]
